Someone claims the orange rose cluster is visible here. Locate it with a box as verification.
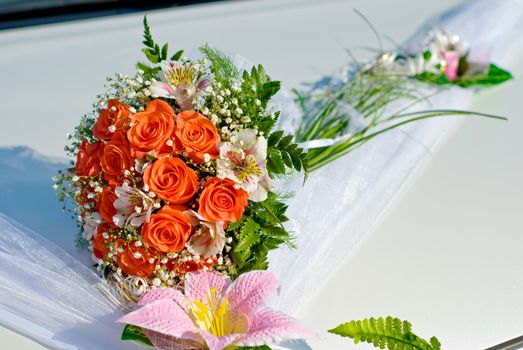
[74,98,249,288]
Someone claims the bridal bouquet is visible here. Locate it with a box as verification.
[53,14,511,350]
[55,17,311,349]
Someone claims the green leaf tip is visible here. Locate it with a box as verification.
[121,324,154,347]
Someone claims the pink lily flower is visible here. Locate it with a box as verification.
[443,50,460,81]
[117,270,311,350]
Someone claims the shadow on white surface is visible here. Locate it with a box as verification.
[0,146,81,258]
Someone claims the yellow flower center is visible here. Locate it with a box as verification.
[190,288,229,337]
[165,66,195,88]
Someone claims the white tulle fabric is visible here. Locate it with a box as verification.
[0,1,521,349]
[268,0,523,314]
[0,214,144,350]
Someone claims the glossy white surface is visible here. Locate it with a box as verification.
[2,0,522,349]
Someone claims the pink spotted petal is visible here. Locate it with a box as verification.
[138,287,190,311]
[225,270,279,316]
[117,299,199,340]
[234,309,313,347]
[444,50,460,81]
[196,76,211,90]
[198,330,241,350]
[150,81,175,97]
[184,271,231,303]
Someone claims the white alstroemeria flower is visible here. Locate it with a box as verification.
[112,184,155,228]
[134,158,152,175]
[149,60,210,110]
[82,212,101,240]
[217,129,270,202]
[184,210,226,258]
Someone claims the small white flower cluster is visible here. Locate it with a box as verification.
[201,79,265,141]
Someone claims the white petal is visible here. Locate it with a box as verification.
[149,82,174,98]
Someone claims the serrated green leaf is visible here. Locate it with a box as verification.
[260,81,281,104]
[268,130,284,146]
[280,150,293,168]
[278,135,293,148]
[267,149,286,175]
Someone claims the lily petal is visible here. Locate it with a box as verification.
[198,330,241,350]
[138,287,191,310]
[225,270,279,316]
[117,299,198,339]
[234,309,313,347]
[184,271,231,303]
[150,82,175,98]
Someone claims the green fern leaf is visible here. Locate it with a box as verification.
[329,317,441,350]
[231,218,260,264]
[200,45,241,81]
[142,16,154,48]
[266,131,308,177]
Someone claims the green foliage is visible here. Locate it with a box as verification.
[297,57,508,172]
[142,16,169,64]
[228,192,295,277]
[238,346,272,350]
[121,324,153,347]
[201,44,241,82]
[241,65,282,134]
[138,16,184,80]
[243,65,281,108]
[329,317,441,350]
[200,46,281,135]
[414,64,512,88]
[266,130,308,176]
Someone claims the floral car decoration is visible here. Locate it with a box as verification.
[55,17,307,308]
[54,15,512,350]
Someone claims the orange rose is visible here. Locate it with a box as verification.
[127,100,176,158]
[142,205,192,253]
[97,188,118,228]
[101,131,132,186]
[143,157,198,204]
[176,110,220,163]
[198,177,249,223]
[75,140,104,176]
[92,223,110,260]
[117,242,155,278]
[93,99,130,140]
